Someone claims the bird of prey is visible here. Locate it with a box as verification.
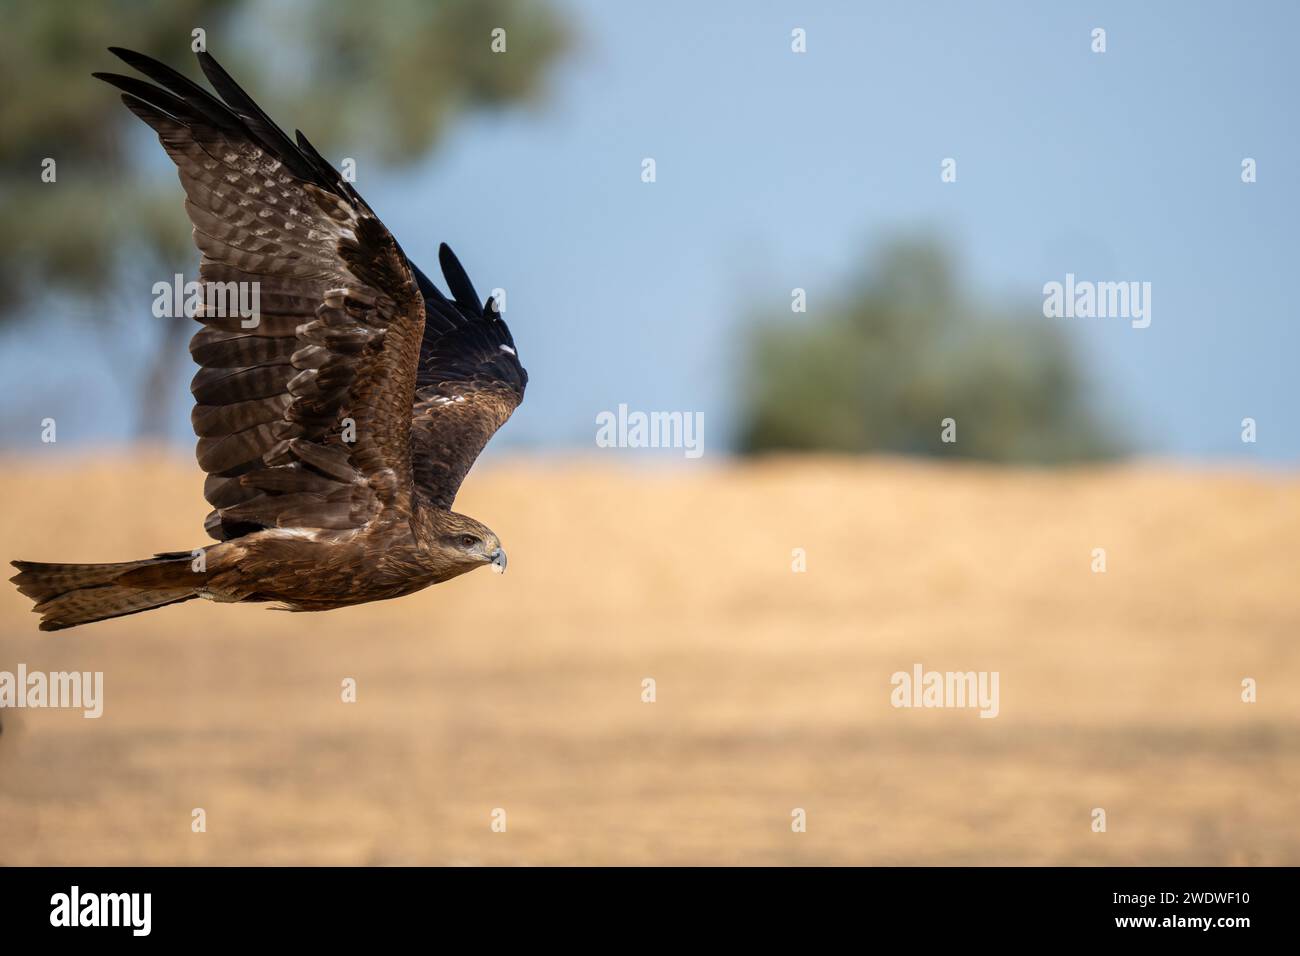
[11,47,527,631]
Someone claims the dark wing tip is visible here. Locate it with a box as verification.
[193,47,222,74]
[194,48,234,90]
[106,46,155,70]
[438,243,483,315]
[191,47,328,188]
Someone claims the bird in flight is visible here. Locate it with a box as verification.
[11,47,527,631]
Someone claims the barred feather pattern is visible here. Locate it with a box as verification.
[98,52,426,540]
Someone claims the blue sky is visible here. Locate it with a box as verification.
[3,0,1297,462]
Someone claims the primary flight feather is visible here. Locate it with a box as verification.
[11,46,527,631]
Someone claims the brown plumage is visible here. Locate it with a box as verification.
[10,47,527,631]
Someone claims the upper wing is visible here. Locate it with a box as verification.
[96,48,426,540]
[408,245,527,510]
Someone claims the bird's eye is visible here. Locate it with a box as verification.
[460,535,478,548]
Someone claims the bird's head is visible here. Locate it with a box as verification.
[435,512,507,575]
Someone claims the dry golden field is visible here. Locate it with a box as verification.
[0,452,1297,865]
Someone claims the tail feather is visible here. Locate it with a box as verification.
[10,553,203,631]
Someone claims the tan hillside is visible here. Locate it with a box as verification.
[1,453,1297,865]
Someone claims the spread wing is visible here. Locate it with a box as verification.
[409,246,527,510]
[96,48,426,540]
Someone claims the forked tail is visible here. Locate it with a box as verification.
[9,552,204,631]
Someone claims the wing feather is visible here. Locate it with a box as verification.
[409,254,527,510]
[100,48,425,540]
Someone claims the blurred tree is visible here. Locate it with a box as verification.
[736,238,1122,462]
[0,0,569,436]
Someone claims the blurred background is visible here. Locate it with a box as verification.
[1,0,1297,865]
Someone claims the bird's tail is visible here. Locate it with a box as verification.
[9,551,205,632]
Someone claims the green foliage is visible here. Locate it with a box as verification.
[736,238,1123,463]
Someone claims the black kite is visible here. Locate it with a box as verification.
[11,47,527,631]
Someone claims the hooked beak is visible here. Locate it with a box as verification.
[489,547,507,574]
